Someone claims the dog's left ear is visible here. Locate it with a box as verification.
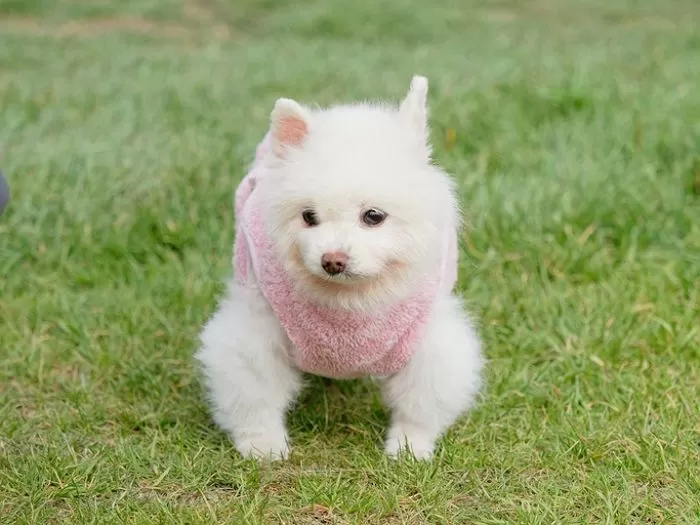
[399,75,429,144]
[270,98,311,159]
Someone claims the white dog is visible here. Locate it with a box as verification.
[196,75,484,460]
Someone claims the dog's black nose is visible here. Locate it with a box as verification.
[321,252,348,275]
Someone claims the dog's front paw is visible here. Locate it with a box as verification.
[235,431,291,461]
[385,424,435,460]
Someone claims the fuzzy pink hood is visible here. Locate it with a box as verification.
[233,134,458,379]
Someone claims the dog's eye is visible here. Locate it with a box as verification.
[302,209,319,227]
[362,208,387,227]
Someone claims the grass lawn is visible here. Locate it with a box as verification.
[1,0,699,522]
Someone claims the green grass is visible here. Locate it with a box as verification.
[1,0,699,522]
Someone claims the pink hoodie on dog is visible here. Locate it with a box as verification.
[233,134,459,379]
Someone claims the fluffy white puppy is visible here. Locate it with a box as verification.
[196,76,484,460]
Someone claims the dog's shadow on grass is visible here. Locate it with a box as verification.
[178,373,388,453]
[286,375,389,449]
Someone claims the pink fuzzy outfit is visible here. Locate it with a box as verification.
[233,134,459,379]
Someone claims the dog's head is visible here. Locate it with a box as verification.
[256,76,458,311]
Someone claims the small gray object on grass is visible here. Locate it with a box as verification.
[0,169,8,216]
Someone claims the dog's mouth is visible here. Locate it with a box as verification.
[308,264,380,289]
[316,269,371,283]
[288,245,411,291]
[302,268,382,298]
[284,245,417,308]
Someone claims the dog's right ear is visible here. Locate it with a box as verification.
[270,98,311,158]
[399,75,429,143]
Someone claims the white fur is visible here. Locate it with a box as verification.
[197,281,303,460]
[259,85,456,312]
[382,295,483,459]
[196,75,485,460]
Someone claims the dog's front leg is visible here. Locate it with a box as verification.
[381,295,484,459]
[196,281,303,460]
